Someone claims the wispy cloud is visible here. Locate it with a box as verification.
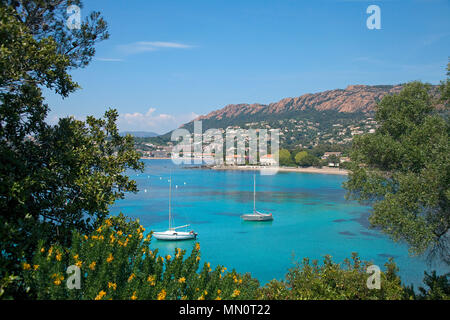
[353,56,385,64]
[422,33,450,46]
[118,41,195,55]
[95,58,124,62]
[118,107,198,134]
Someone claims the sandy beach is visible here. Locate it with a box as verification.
[140,158,348,175]
[212,165,348,175]
[140,157,172,160]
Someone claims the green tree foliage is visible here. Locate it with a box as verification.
[3,0,109,69]
[22,214,259,300]
[344,79,450,262]
[259,253,405,300]
[295,151,320,167]
[294,151,308,164]
[0,1,142,296]
[440,60,450,107]
[417,271,450,299]
[278,149,293,166]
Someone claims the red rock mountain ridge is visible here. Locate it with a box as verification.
[194,85,404,121]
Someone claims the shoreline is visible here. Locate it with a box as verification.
[140,158,348,175]
[212,165,348,175]
[140,157,172,160]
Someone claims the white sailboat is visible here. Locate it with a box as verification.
[241,173,273,221]
[153,175,198,240]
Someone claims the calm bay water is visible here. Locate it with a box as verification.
[110,159,448,287]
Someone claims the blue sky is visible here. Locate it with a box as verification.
[44,0,450,134]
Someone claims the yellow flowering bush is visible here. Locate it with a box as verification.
[22,213,259,300]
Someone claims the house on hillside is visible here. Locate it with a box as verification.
[321,152,342,160]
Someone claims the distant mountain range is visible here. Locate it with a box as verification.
[120,131,159,138]
[191,84,402,125]
[175,84,404,133]
[144,83,438,148]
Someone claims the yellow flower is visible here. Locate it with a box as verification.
[75,260,82,268]
[204,290,208,296]
[166,254,172,261]
[157,289,166,300]
[181,295,187,300]
[232,289,240,297]
[217,289,222,294]
[117,230,123,236]
[52,273,64,286]
[239,279,243,284]
[84,235,88,240]
[128,273,135,282]
[138,233,143,240]
[215,296,222,300]
[73,254,79,260]
[40,247,45,253]
[195,288,199,291]
[95,290,106,300]
[108,282,117,290]
[56,253,62,261]
[105,219,112,227]
[106,253,114,263]
[147,275,156,286]
[89,261,96,270]
[198,295,205,300]
[33,265,39,271]
[195,243,200,251]
[96,226,102,233]
[131,291,137,300]
[22,263,31,270]
[196,256,200,262]
[178,277,186,284]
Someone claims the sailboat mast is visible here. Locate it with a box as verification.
[253,173,256,212]
[169,175,171,230]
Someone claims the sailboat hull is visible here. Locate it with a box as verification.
[153,230,197,241]
[241,213,273,221]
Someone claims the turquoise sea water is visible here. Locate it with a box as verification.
[110,159,448,287]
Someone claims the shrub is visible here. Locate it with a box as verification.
[259,253,406,300]
[22,214,259,300]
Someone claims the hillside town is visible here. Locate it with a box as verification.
[134,114,379,168]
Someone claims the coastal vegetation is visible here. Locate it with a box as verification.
[344,75,450,263]
[0,1,141,298]
[0,0,448,300]
[16,214,450,300]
